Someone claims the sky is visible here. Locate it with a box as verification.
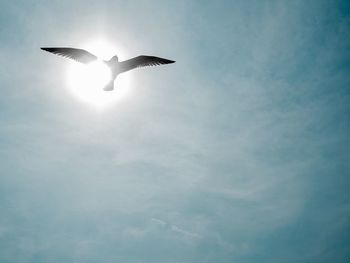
[0,0,350,262]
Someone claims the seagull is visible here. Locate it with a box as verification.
[41,47,175,91]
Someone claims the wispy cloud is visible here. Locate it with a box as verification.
[151,218,201,240]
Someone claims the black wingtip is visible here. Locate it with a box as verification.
[165,59,175,64]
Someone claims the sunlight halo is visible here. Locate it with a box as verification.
[66,40,130,108]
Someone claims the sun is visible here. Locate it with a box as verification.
[66,40,130,108]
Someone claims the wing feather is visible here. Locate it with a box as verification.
[41,47,98,64]
[119,55,175,73]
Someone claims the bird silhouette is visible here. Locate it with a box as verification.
[41,47,175,91]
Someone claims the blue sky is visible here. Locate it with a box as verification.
[0,0,350,262]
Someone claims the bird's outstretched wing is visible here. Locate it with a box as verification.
[119,56,175,73]
[41,47,98,64]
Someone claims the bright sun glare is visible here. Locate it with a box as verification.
[66,40,130,108]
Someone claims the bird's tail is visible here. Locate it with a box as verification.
[104,80,114,91]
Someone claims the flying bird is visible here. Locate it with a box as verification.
[41,47,175,91]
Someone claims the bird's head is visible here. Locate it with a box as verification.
[110,55,118,62]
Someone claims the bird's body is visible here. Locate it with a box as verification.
[41,47,175,91]
[104,56,120,91]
